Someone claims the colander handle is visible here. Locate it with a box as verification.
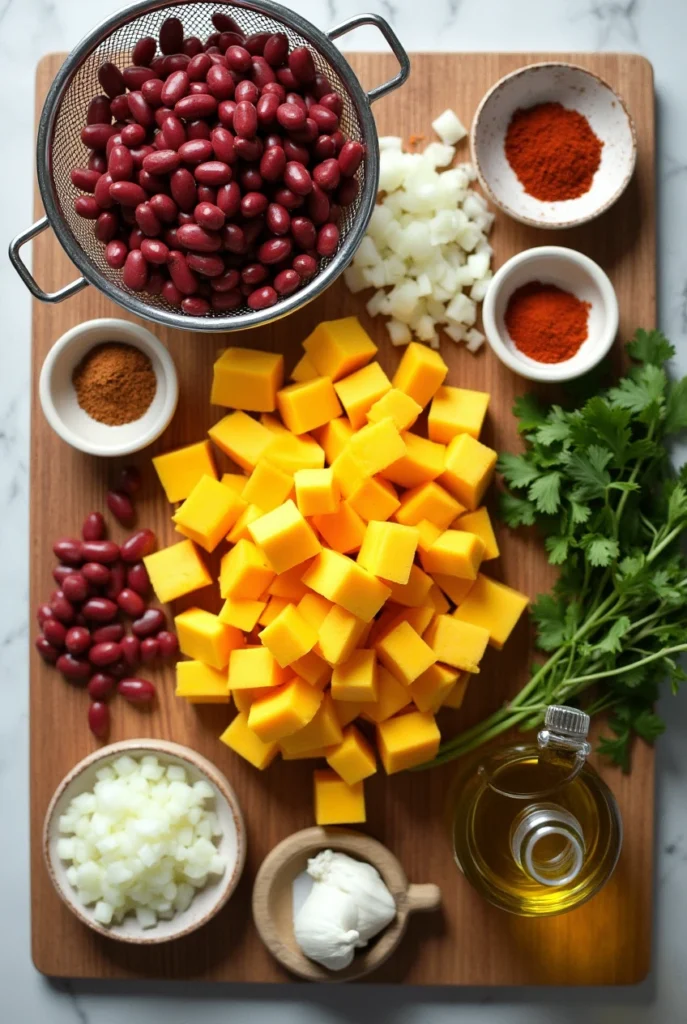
[9,217,88,303]
[328,13,410,103]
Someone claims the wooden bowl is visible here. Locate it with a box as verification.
[252,826,441,981]
[43,739,246,944]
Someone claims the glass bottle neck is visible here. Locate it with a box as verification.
[510,802,585,887]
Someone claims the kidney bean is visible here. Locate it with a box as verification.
[88,152,107,174]
[288,46,315,84]
[85,512,108,543]
[282,142,307,169]
[317,222,340,256]
[131,34,155,66]
[89,641,122,667]
[234,81,258,106]
[165,250,197,294]
[50,590,76,624]
[261,31,287,67]
[86,95,111,127]
[116,587,145,618]
[157,117,183,153]
[94,172,115,210]
[109,180,148,207]
[186,253,224,278]
[232,99,257,139]
[117,635,139,670]
[106,491,135,528]
[241,263,268,286]
[53,538,82,565]
[208,127,235,166]
[36,636,60,664]
[122,250,148,291]
[132,608,165,638]
[293,252,318,279]
[149,192,178,222]
[159,70,188,108]
[118,124,144,150]
[71,167,101,193]
[134,202,161,238]
[310,104,338,134]
[318,90,343,118]
[170,167,197,210]
[128,226,144,250]
[126,91,154,128]
[81,123,117,151]
[87,673,116,701]
[274,102,303,131]
[53,564,74,587]
[291,215,317,250]
[210,289,241,311]
[116,466,140,498]
[140,149,180,177]
[187,120,212,142]
[81,540,120,565]
[211,183,238,222]
[250,92,279,132]
[237,191,266,219]
[81,562,111,588]
[105,132,123,161]
[158,279,180,305]
[337,176,359,206]
[210,268,240,293]
[56,653,91,682]
[151,632,177,663]
[284,161,312,196]
[125,563,149,598]
[129,144,155,170]
[276,65,299,90]
[38,603,54,627]
[136,637,158,665]
[74,196,100,219]
[122,66,156,93]
[313,157,340,192]
[311,136,335,164]
[193,160,231,186]
[233,138,261,165]
[185,34,206,57]
[145,270,164,295]
[256,148,284,187]
[91,623,123,644]
[137,238,167,265]
[237,168,260,193]
[224,44,251,72]
[243,30,270,55]
[97,61,125,98]
[264,203,289,236]
[62,573,89,603]
[138,164,166,192]
[330,129,346,153]
[188,52,212,80]
[118,529,156,565]
[105,239,128,269]
[258,237,291,265]
[180,295,209,314]
[65,626,91,656]
[82,597,119,624]
[245,285,275,309]
[176,222,222,253]
[196,185,216,205]
[206,64,234,101]
[117,678,156,704]
[159,15,183,54]
[174,93,218,119]
[139,79,164,109]
[88,701,110,738]
[273,268,300,296]
[291,118,318,145]
[273,187,303,212]
[163,53,191,75]
[105,563,127,602]
[43,618,67,648]
[217,99,236,128]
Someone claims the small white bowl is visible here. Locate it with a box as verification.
[482,246,619,382]
[43,739,246,945]
[39,318,178,456]
[471,62,637,228]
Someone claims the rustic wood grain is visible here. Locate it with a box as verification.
[30,51,655,984]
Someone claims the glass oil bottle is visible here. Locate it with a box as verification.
[451,705,622,916]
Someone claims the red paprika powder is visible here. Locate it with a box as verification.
[505,102,603,202]
[505,281,590,363]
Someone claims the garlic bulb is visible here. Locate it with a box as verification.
[307,850,397,946]
[293,881,360,971]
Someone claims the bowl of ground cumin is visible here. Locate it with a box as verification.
[39,319,178,455]
[471,62,636,228]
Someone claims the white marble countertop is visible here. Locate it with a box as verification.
[2,0,687,1021]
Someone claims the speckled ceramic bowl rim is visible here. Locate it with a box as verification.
[43,738,247,945]
[470,61,638,229]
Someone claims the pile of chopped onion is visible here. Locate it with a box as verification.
[344,109,493,353]
[57,754,226,929]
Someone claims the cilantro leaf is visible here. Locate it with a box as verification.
[570,498,591,524]
[531,594,569,651]
[545,535,569,564]
[664,377,687,433]
[500,492,537,528]
[564,445,612,500]
[608,364,666,416]
[627,328,675,366]
[571,398,631,463]
[512,393,547,433]
[632,709,666,742]
[528,472,562,514]
[534,407,571,446]
[595,615,632,654]
[584,535,620,567]
[497,452,541,489]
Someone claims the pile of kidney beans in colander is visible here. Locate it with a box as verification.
[71,12,366,314]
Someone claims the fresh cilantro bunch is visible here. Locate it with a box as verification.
[430,329,687,771]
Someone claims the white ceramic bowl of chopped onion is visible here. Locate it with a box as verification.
[43,739,246,944]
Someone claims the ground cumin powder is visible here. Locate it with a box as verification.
[73,342,157,425]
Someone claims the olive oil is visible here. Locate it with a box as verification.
[452,706,622,916]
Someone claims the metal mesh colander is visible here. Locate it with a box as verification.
[11,0,409,333]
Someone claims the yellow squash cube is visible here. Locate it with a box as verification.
[416,519,442,567]
[375,620,436,686]
[347,475,400,523]
[211,346,284,412]
[294,467,340,517]
[303,317,377,381]
[395,481,464,531]
[318,604,368,665]
[232,686,259,713]
[219,597,266,632]
[385,563,434,608]
[313,769,366,825]
[424,614,490,672]
[453,574,529,649]
[366,388,422,432]
[219,538,274,599]
[259,603,318,667]
[357,520,419,585]
[175,608,243,670]
[331,649,377,702]
[264,430,326,475]
[221,472,248,497]
[248,677,323,741]
[333,699,363,728]
[409,662,459,713]
[153,440,217,504]
[427,582,451,615]
[175,660,230,703]
[144,540,211,604]
[326,725,376,785]
[220,712,278,769]
[377,710,441,773]
[248,499,321,574]
[331,447,365,500]
[422,530,486,579]
[455,507,500,560]
[173,475,244,552]
[392,341,448,408]
[386,603,435,638]
[228,503,264,544]
[358,666,411,723]
[381,432,445,489]
[297,592,333,631]
[209,411,276,472]
[312,416,354,464]
[431,573,475,606]
[277,376,343,435]
[229,645,290,689]
[441,672,471,709]
[312,500,367,554]
[291,650,333,689]
[428,385,490,443]
[334,362,392,430]
[267,562,313,602]
[302,549,392,622]
[440,433,497,510]
[347,417,406,476]
[242,458,293,512]
[279,692,342,756]
[259,595,290,626]
[290,352,318,383]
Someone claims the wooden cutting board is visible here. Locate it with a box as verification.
[30,51,655,984]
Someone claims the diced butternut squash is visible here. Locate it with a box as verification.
[453,574,529,649]
[290,353,318,383]
[267,562,313,602]
[259,595,290,626]
[144,540,212,604]
[211,347,284,412]
[229,645,290,689]
[312,500,367,554]
[422,529,485,579]
[228,503,265,544]
[331,649,378,702]
[334,361,392,429]
[314,769,366,825]
[175,608,244,670]
[209,411,276,472]
[153,441,217,503]
[367,388,422,432]
[173,475,243,552]
[377,710,441,773]
[291,650,332,689]
[441,672,471,709]
[455,507,500,560]
[221,472,248,497]
[175,660,230,703]
[294,467,340,517]
[219,538,274,600]
[318,604,368,665]
[326,725,376,785]
[347,475,400,523]
[259,603,318,668]
[220,712,278,769]
[347,417,406,476]
[427,583,451,615]
[424,614,490,672]
[303,549,391,622]
[385,563,434,607]
[312,416,354,463]
[264,428,326,475]
[277,376,343,435]
[358,666,412,723]
[242,458,293,512]
[280,692,342,756]
[248,499,321,573]
[428,385,489,443]
[392,341,448,408]
[395,481,464,531]
[219,597,266,633]
[381,432,445,488]
[440,433,497,510]
[248,676,323,741]
[332,699,363,727]
[410,662,459,713]
[296,592,334,632]
[416,519,443,568]
[431,573,475,606]
[331,447,366,500]
[375,620,436,686]
[303,317,377,382]
[357,520,419,585]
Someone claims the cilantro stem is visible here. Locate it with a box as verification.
[560,643,687,689]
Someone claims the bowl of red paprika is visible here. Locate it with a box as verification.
[470,62,636,229]
[482,246,619,382]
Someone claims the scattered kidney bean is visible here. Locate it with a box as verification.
[122,249,148,291]
[88,673,116,701]
[105,239,128,269]
[117,678,156,704]
[132,608,165,637]
[117,588,146,618]
[317,222,340,256]
[82,513,106,541]
[104,561,126,601]
[120,529,157,563]
[53,538,82,565]
[106,490,136,526]
[81,562,111,587]
[120,635,141,669]
[62,573,89,603]
[274,268,300,296]
[37,603,53,626]
[293,253,318,279]
[140,237,169,264]
[157,631,179,659]
[248,285,278,310]
[36,636,60,664]
[82,597,119,623]
[89,641,122,667]
[50,592,76,625]
[53,565,74,587]
[57,653,92,682]
[140,637,159,664]
[66,626,92,656]
[88,701,110,738]
[91,623,125,644]
[43,618,67,648]
[126,562,150,597]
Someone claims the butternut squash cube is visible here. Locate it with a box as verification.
[220,712,278,769]
[331,649,378,702]
[333,361,392,429]
[175,660,230,704]
[312,416,354,463]
[385,563,434,607]
[248,676,323,741]
[410,662,459,713]
[144,540,212,604]
[455,507,500,560]
[175,608,244,670]
[219,539,274,600]
[232,686,259,714]
[302,549,392,622]
[347,475,400,523]
[267,562,314,602]
[248,499,321,574]
[209,411,276,472]
[375,620,436,686]
[312,500,367,554]
[422,530,485,579]
[377,710,441,773]
[318,604,368,665]
[333,699,363,727]
[291,650,333,690]
[416,519,442,569]
[431,573,475,606]
[210,346,284,412]
[326,725,377,785]
[153,440,217,504]
[297,592,334,632]
[294,467,340,517]
[424,614,489,672]
[440,433,497,510]
[427,583,451,615]
[277,376,343,435]
[395,481,464,531]
[281,746,331,761]
[263,428,326,475]
[367,388,422,432]
[280,693,342,756]
[441,672,471,709]
[290,353,318,382]
[453,574,529,649]
[221,472,248,498]
[358,666,412,723]
[428,385,490,443]
[303,316,377,381]
[392,341,448,408]
[173,475,243,552]
[259,596,290,626]
[386,603,435,637]
[259,603,318,668]
[242,458,293,512]
[357,520,419,585]
[381,432,446,489]
[228,503,265,544]
[219,597,266,633]
[229,646,290,690]
[347,418,407,476]
[314,769,366,825]
[330,447,366,500]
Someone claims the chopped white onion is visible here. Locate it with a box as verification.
[431,108,468,146]
[57,756,226,929]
